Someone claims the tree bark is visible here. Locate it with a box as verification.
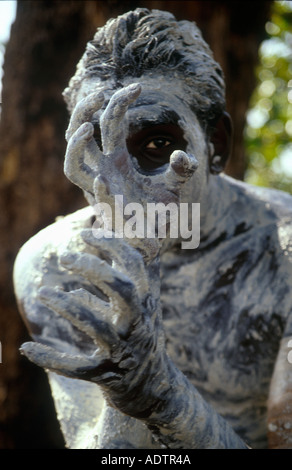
[0,0,107,449]
[0,0,271,448]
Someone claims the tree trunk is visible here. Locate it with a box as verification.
[0,0,111,449]
[0,0,271,448]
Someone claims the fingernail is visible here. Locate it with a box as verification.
[79,122,93,136]
[128,83,142,95]
[38,286,55,299]
[60,252,77,266]
[189,154,199,170]
[128,83,140,90]
[81,229,91,240]
[170,151,198,174]
[96,91,104,100]
[170,151,188,175]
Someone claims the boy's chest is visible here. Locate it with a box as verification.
[160,245,286,404]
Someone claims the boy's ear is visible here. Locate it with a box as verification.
[209,112,233,174]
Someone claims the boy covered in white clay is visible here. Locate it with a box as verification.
[14,9,292,449]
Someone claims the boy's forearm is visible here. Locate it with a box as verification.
[144,358,249,449]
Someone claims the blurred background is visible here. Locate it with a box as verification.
[0,0,291,449]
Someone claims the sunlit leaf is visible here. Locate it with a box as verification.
[245,1,292,194]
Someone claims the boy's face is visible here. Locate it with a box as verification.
[74,75,212,203]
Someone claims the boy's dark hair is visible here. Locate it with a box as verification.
[63,8,226,131]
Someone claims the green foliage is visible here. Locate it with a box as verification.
[245,1,292,194]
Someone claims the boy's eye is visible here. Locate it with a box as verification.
[146,138,171,149]
[127,124,187,172]
[92,122,187,172]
